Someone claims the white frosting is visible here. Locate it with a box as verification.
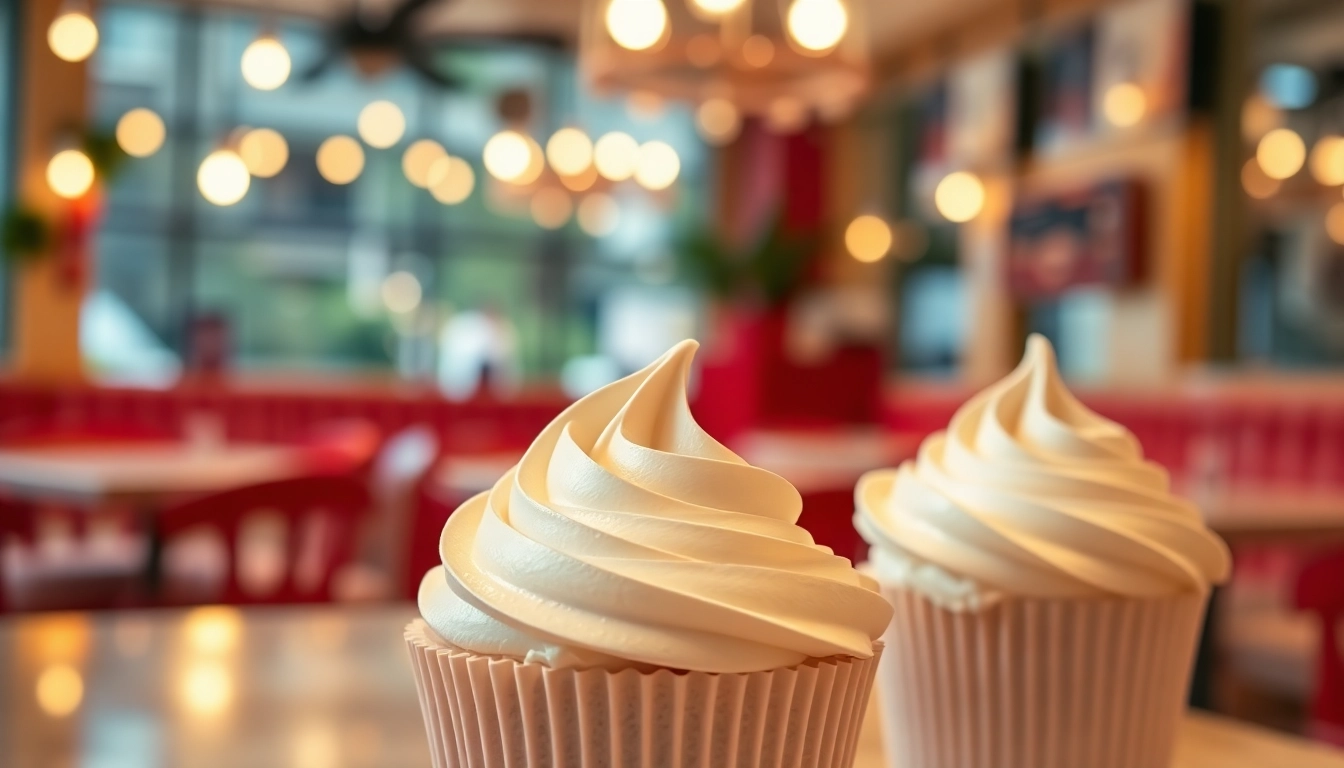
[419,340,892,672]
[856,335,1231,611]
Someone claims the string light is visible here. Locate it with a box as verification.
[36,664,83,717]
[1103,83,1146,128]
[1241,158,1280,200]
[483,130,543,185]
[696,99,741,145]
[115,108,165,158]
[381,271,422,313]
[689,0,745,14]
[594,132,640,181]
[559,163,600,192]
[1309,135,1344,187]
[46,149,94,199]
[403,140,447,188]
[197,149,250,206]
[766,97,808,135]
[316,135,365,185]
[428,156,474,205]
[934,171,985,223]
[1327,202,1344,246]
[845,215,892,263]
[546,128,594,177]
[740,35,775,68]
[1256,128,1305,180]
[238,128,288,178]
[531,187,574,229]
[357,101,406,149]
[634,141,680,190]
[786,0,847,53]
[240,34,291,91]
[577,193,620,237]
[605,0,668,52]
[48,8,98,63]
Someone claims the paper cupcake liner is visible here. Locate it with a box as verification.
[876,587,1207,768]
[406,620,882,768]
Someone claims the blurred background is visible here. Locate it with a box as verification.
[0,0,1343,762]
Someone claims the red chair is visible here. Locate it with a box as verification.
[0,499,36,612]
[1295,547,1344,747]
[158,476,370,605]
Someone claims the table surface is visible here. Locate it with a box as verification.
[1,605,1339,768]
[0,442,302,501]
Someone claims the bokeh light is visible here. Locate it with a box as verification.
[198,149,251,206]
[634,141,680,190]
[483,130,542,185]
[184,606,241,654]
[48,11,98,63]
[1259,63,1316,110]
[686,34,721,67]
[605,0,668,51]
[1240,94,1283,142]
[357,101,406,149]
[1103,83,1146,128]
[181,661,233,718]
[381,271,423,314]
[116,108,166,158]
[577,193,620,237]
[239,128,288,178]
[403,139,447,188]
[689,0,745,14]
[1241,158,1280,200]
[36,664,83,717]
[933,171,985,223]
[786,0,847,53]
[696,98,742,145]
[240,35,291,91]
[316,136,365,185]
[766,97,808,135]
[531,187,574,229]
[47,149,95,200]
[428,156,475,205]
[559,163,600,193]
[546,128,594,177]
[845,215,892,263]
[594,132,640,181]
[1256,128,1305,180]
[1309,135,1344,187]
[741,35,775,68]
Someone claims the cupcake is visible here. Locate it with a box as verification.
[409,340,892,767]
[855,335,1231,768]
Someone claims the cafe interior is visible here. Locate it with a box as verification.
[0,0,1343,765]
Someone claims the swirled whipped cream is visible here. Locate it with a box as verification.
[856,335,1230,611]
[419,340,892,672]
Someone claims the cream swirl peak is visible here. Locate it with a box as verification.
[856,334,1230,609]
[419,340,892,672]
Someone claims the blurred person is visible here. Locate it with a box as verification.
[437,304,521,400]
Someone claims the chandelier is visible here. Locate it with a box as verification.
[580,0,869,137]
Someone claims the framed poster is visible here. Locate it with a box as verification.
[1034,26,1095,154]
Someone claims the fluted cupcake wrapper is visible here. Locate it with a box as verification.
[875,587,1207,768]
[406,620,882,768]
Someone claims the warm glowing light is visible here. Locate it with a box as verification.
[197,150,250,206]
[184,606,241,654]
[428,156,474,205]
[403,139,447,188]
[605,0,668,51]
[634,140,680,190]
[578,193,620,237]
[787,0,847,53]
[293,720,340,768]
[357,101,406,149]
[116,108,165,158]
[546,128,594,177]
[741,35,775,68]
[689,0,745,14]
[1241,95,1283,143]
[483,130,542,184]
[559,163,599,192]
[1309,135,1344,186]
[1103,82,1146,128]
[696,99,741,145]
[766,97,808,135]
[240,35,291,91]
[239,128,288,178]
[36,664,83,717]
[46,149,95,199]
[1257,128,1306,180]
[316,135,365,185]
[48,11,98,63]
[1241,159,1280,200]
[686,34,721,68]
[531,187,574,229]
[181,661,233,717]
[381,271,422,313]
[594,132,640,181]
[934,171,986,223]
[845,215,892,263]
[1328,202,1344,246]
